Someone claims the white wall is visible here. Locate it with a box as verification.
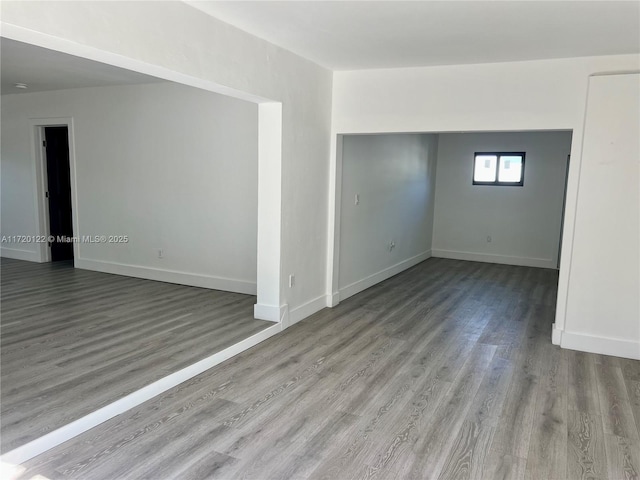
[561,73,639,360]
[331,55,638,134]
[338,134,438,299]
[329,53,640,358]
[1,82,259,293]
[1,0,333,323]
[432,131,572,269]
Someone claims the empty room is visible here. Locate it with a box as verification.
[0,1,638,479]
[1,39,275,460]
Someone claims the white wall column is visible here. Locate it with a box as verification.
[254,102,285,322]
[558,73,640,359]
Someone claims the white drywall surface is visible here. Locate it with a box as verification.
[1,82,259,293]
[561,73,640,359]
[338,134,438,298]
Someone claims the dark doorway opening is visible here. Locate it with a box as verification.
[44,126,73,261]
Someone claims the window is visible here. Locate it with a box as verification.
[473,152,525,186]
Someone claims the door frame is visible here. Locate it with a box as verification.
[30,117,79,263]
[328,129,574,306]
[556,153,571,269]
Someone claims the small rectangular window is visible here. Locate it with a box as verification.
[473,152,525,186]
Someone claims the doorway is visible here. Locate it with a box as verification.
[43,126,73,261]
[331,130,573,304]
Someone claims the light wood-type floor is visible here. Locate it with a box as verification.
[15,258,640,479]
[1,258,269,452]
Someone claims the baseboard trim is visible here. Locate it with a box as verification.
[327,291,340,308]
[0,323,282,465]
[0,247,41,263]
[75,258,256,295]
[339,250,432,302]
[431,249,556,269]
[560,330,640,360]
[285,295,327,328]
[253,303,287,323]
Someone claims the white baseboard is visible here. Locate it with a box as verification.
[0,323,282,465]
[75,258,256,295]
[253,303,287,323]
[285,295,327,328]
[327,291,340,308]
[339,250,432,302]
[0,247,41,263]
[431,249,556,269]
[560,330,640,360]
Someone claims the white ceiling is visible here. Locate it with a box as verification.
[1,38,164,95]
[188,1,640,70]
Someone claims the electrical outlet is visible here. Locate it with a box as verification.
[157,248,163,258]
[289,274,295,288]
[355,193,360,205]
[487,236,492,243]
[388,240,396,251]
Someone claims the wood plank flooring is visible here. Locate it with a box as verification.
[1,258,269,452]
[13,258,640,479]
